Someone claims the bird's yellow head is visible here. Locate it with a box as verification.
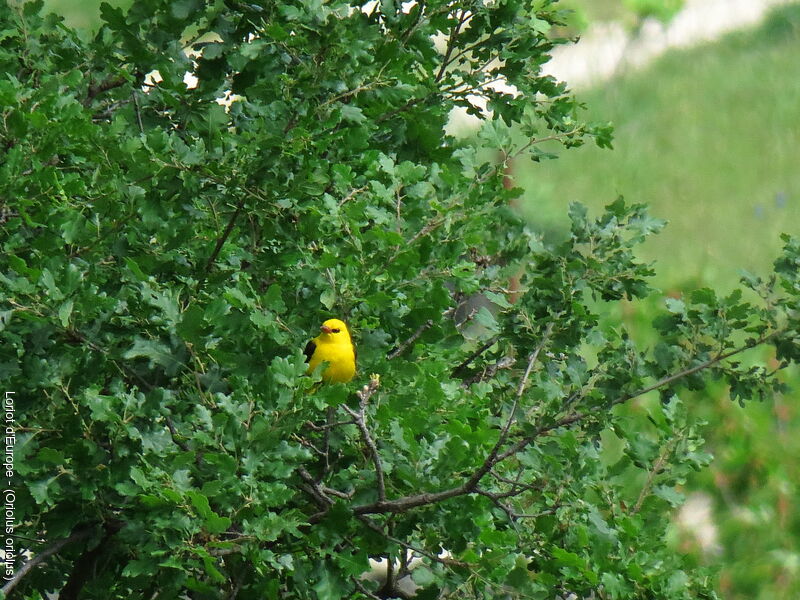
[318,318,351,342]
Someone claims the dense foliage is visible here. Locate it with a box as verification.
[2,1,799,598]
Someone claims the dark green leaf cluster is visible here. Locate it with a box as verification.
[2,1,799,599]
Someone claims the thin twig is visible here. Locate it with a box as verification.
[631,436,679,515]
[435,9,470,82]
[342,376,385,501]
[132,89,144,133]
[297,467,333,508]
[303,418,356,431]
[613,329,783,406]
[352,578,383,600]
[388,215,445,263]
[165,416,190,452]
[338,185,369,207]
[321,485,353,500]
[198,196,247,289]
[387,320,433,360]
[84,75,127,106]
[318,79,392,110]
[500,329,788,464]
[295,458,353,501]
[452,336,499,374]
[478,322,555,474]
[460,355,514,387]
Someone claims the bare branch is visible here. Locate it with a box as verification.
[2,526,96,596]
[464,322,554,486]
[342,376,386,501]
[197,195,248,290]
[453,336,500,375]
[435,9,471,82]
[338,185,369,207]
[387,320,434,360]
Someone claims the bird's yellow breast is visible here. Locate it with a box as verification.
[308,337,356,383]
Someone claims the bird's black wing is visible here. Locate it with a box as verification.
[304,340,316,363]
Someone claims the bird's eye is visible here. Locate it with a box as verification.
[332,328,340,333]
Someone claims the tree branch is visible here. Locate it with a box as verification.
[352,577,383,600]
[297,467,334,508]
[463,323,554,486]
[435,9,470,83]
[197,195,248,289]
[356,515,467,569]
[452,335,499,375]
[387,320,433,360]
[84,75,127,106]
[614,329,784,406]
[352,324,554,516]
[60,520,124,600]
[460,355,514,387]
[342,376,386,501]
[1,525,97,597]
[501,328,789,463]
[348,326,782,518]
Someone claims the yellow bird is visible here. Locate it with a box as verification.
[304,318,357,383]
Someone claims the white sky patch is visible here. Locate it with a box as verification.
[140,35,242,111]
[362,549,452,597]
[183,71,199,89]
[142,69,162,92]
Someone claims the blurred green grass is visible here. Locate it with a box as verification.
[42,0,131,30]
[555,0,684,34]
[518,3,800,292]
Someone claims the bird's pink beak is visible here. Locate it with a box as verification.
[321,325,333,333]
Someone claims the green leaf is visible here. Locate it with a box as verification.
[122,337,182,375]
[320,288,336,310]
[690,288,717,306]
[340,105,366,124]
[265,284,287,314]
[57,299,73,327]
